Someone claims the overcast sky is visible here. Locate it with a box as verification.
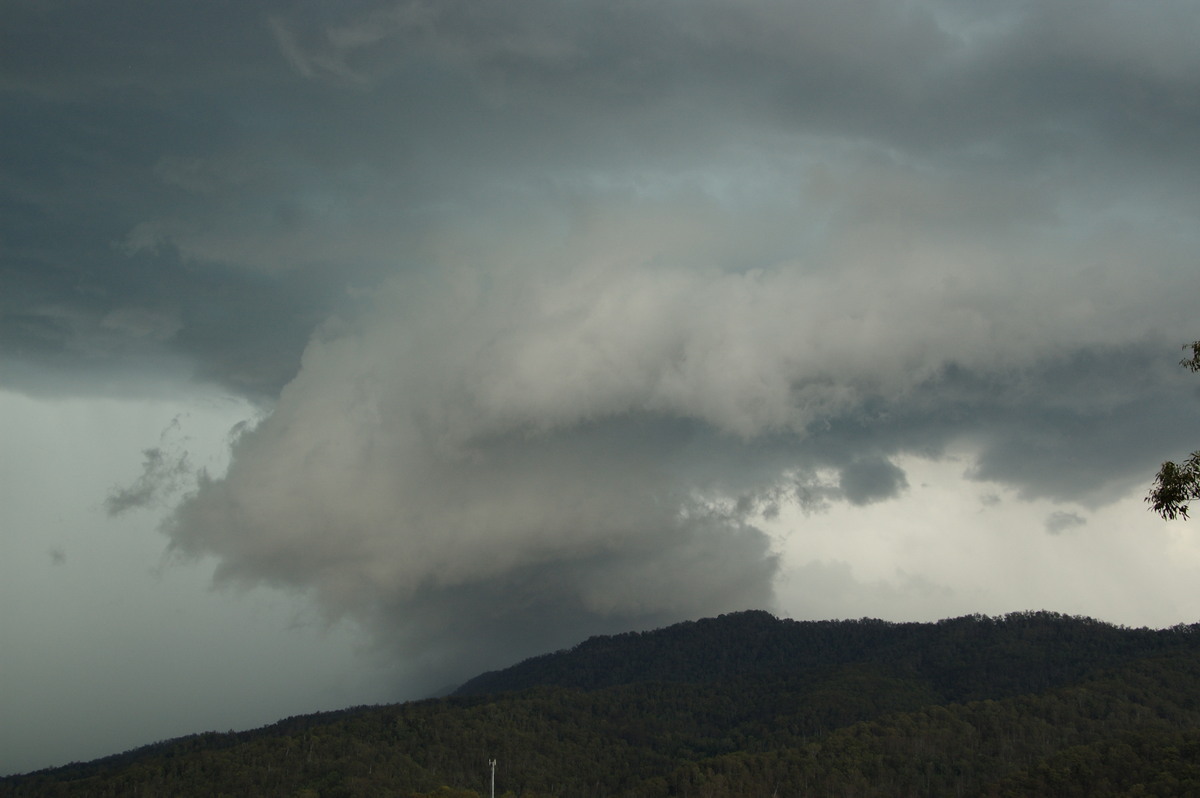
[5,0,1200,777]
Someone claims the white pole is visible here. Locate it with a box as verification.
[489,758,496,798]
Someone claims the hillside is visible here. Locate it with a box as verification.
[4,610,1200,797]
[455,609,1192,701]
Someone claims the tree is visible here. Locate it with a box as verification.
[1147,342,1200,520]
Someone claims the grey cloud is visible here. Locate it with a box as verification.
[105,420,194,516]
[158,194,1189,682]
[1045,511,1087,536]
[369,518,778,692]
[106,447,192,516]
[839,457,909,507]
[794,475,838,516]
[1,2,290,97]
[7,0,1200,694]
[961,343,1200,505]
[166,362,781,684]
[7,0,1199,401]
[788,459,909,514]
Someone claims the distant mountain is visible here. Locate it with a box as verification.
[456,609,1197,701]
[5,610,1200,797]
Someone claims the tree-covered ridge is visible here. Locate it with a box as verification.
[456,610,1197,701]
[4,611,1200,797]
[643,653,1200,797]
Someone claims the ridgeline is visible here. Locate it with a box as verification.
[5,610,1200,797]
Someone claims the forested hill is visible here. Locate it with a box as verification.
[456,609,1199,701]
[6,610,1200,797]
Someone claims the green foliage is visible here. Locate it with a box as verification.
[6,612,1200,797]
[1148,452,1200,520]
[1183,341,1200,374]
[1147,340,1200,520]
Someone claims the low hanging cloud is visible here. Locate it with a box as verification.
[164,262,791,687]
[162,186,1194,690]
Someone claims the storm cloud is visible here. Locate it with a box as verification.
[163,205,1195,682]
[6,0,1200,708]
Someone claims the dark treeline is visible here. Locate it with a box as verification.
[455,609,1197,701]
[5,610,1200,797]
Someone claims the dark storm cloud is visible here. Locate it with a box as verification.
[1,1,289,96]
[957,344,1200,504]
[839,457,909,507]
[6,0,1199,398]
[2,1,377,396]
[0,87,334,396]
[5,0,1200,683]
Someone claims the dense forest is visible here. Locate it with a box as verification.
[5,610,1200,797]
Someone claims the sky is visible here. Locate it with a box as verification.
[3,0,1200,777]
